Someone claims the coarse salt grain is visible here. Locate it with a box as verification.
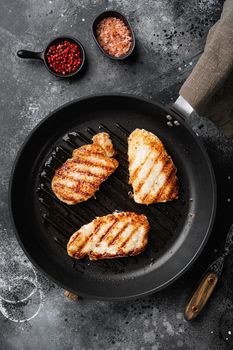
[96,17,132,57]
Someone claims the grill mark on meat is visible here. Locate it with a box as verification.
[77,180,100,189]
[154,167,177,202]
[70,170,106,179]
[74,222,102,257]
[74,183,93,196]
[168,185,179,200]
[74,151,111,162]
[53,182,90,199]
[165,185,177,201]
[72,157,116,171]
[161,172,178,201]
[69,231,80,246]
[54,173,103,189]
[75,150,104,157]
[141,157,172,202]
[134,151,164,194]
[107,222,130,246]
[118,225,140,249]
[67,212,150,260]
[52,183,81,202]
[128,129,179,204]
[56,162,107,181]
[95,219,118,247]
[52,133,118,205]
[130,152,151,184]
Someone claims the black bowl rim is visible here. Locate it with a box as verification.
[43,36,86,78]
[92,10,135,60]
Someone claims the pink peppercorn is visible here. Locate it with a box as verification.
[46,40,82,75]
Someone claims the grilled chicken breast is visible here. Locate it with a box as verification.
[52,133,118,205]
[92,132,116,158]
[67,212,150,260]
[128,129,178,204]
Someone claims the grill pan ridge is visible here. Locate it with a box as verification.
[37,122,186,275]
[9,94,216,299]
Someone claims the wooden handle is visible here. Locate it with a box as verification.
[184,272,218,321]
[64,290,79,301]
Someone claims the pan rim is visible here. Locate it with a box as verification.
[8,93,217,300]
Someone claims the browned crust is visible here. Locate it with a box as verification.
[128,151,151,185]
[128,129,179,204]
[133,152,168,195]
[89,244,147,260]
[67,212,150,260]
[107,222,130,246]
[74,222,102,259]
[72,144,105,158]
[51,135,118,205]
[92,132,116,158]
[95,219,118,247]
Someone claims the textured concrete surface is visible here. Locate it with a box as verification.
[1,0,233,349]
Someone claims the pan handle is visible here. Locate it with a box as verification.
[17,50,43,60]
[170,96,194,121]
[64,290,79,301]
[184,272,218,321]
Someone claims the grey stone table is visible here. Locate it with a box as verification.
[1,0,233,349]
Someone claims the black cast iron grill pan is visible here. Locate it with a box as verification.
[9,94,216,300]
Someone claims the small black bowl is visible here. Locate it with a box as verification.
[92,10,135,60]
[17,36,85,78]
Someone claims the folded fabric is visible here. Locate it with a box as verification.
[180,0,233,136]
